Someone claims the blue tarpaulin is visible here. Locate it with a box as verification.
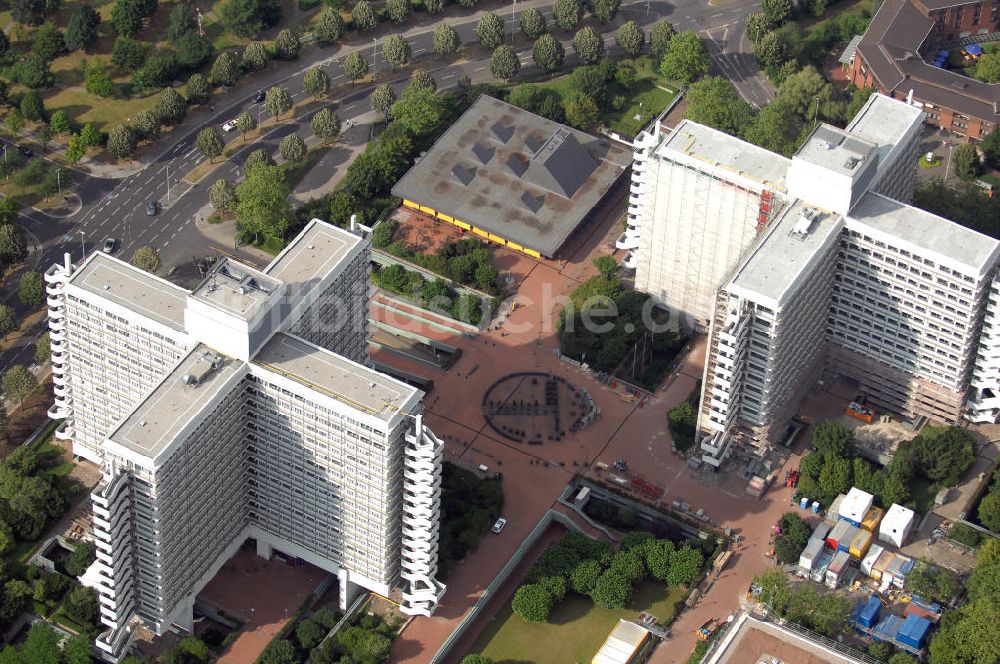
[853,597,882,628]
[966,44,983,55]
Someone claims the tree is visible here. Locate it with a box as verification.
[65,134,85,164]
[391,86,445,137]
[155,88,187,126]
[461,656,495,664]
[477,12,504,49]
[33,332,50,366]
[433,24,461,57]
[32,22,65,62]
[64,585,99,628]
[643,539,675,581]
[210,51,239,87]
[592,570,631,609]
[244,148,273,171]
[409,69,436,92]
[278,134,306,163]
[511,583,553,622]
[775,65,836,117]
[425,0,444,13]
[124,247,161,275]
[19,90,46,122]
[0,225,26,264]
[762,0,794,26]
[18,271,44,309]
[15,54,54,89]
[210,178,236,211]
[743,100,801,155]
[370,83,396,120]
[2,364,36,404]
[667,546,703,586]
[532,34,565,73]
[650,19,676,60]
[553,0,582,32]
[107,123,137,160]
[982,126,1000,168]
[907,562,960,603]
[314,8,344,45]
[49,110,71,135]
[111,0,146,36]
[616,21,644,57]
[589,0,621,24]
[167,3,197,40]
[11,0,47,25]
[386,0,409,23]
[383,34,411,70]
[754,30,789,68]
[351,0,376,31]
[274,29,300,60]
[343,52,369,82]
[111,36,147,71]
[812,421,855,458]
[979,491,1000,532]
[222,0,282,37]
[573,26,605,65]
[562,91,599,129]
[303,68,329,100]
[80,122,102,147]
[183,73,210,106]
[311,108,341,143]
[176,31,214,70]
[231,112,254,142]
[685,76,755,135]
[774,512,811,564]
[4,109,23,137]
[196,127,224,163]
[235,164,292,241]
[746,12,772,43]
[520,7,547,39]
[65,540,96,576]
[491,44,521,81]
[953,142,981,181]
[264,86,293,119]
[569,559,602,594]
[661,31,710,83]
[130,109,158,141]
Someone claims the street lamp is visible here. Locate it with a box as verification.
[56,167,62,198]
[78,230,85,259]
[944,141,954,180]
[372,38,378,82]
[511,0,517,42]
[811,95,821,126]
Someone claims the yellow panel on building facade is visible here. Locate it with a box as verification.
[418,206,436,215]
[472,228,489,238]
[436,212,455,223]
[453,219,472,230]
[524,249,542,259]
[506,241,524,252]
[402,199,420,209]
[487,233,507,245]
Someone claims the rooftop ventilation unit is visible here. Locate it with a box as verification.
[181,374,199,386]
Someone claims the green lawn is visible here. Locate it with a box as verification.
[471,581,685,664]
[800,0,874,36]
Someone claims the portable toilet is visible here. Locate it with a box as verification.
[839,488,874,526]
[849,529,873,559]
[861,506,884,533]
[896,614,931,649]
[799,538,825,575]
[800,496,810,510]
[854,596,882,628]
[879,503,916,548]
[826,550,851,589]
[812,501,821,514]
[861,545,885,577]
[837,524,860,553]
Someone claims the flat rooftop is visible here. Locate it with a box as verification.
[391,95,631,257]
[845,93,923,149]
[848,191,1000,274]
[795,124,877,178]
[706,613,868,664]
[730,201,844,306]
[253,333,418,421]
[110,345,242,459]
[264,218,362,286]
[191,258,282,319]
[67,254,187,332]
[662,120,790,189]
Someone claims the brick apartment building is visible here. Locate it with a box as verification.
[849,0,1000,140]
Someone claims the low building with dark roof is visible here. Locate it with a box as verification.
[848,0,999,140]
[391,95,632,258]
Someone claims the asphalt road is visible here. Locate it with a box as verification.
[0,0,769,373]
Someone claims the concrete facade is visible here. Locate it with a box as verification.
[46,220,445,661]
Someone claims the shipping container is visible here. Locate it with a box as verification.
[886,554,914,588]
[839,487,875,526]
[849,529,873,559]
[896,614,931,649]
[828,494,846,522]
[879,503,916,548]
[871,551,895,582]
[861,506,884,533]
[826,550,851,589]
[854,596,882,628]
[827,519,854,550]
[904,597,942,622]
[810,550,834,583]
[861,545,885,577]
[799,538,826,573]
[811,521,831,544]
[838,524,860,553]
[873,615,904,643]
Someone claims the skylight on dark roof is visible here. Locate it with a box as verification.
[452,163,476,185]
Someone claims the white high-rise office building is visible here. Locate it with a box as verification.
[45,220,445,661]
[630,93,1000,462]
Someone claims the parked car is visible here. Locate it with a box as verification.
[491,517,507,534]
[102,237,116,253]
[222,119,238,132]
[251,90,265,104]
[146,201,158,216]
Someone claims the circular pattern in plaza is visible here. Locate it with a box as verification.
[481,372,601,444]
